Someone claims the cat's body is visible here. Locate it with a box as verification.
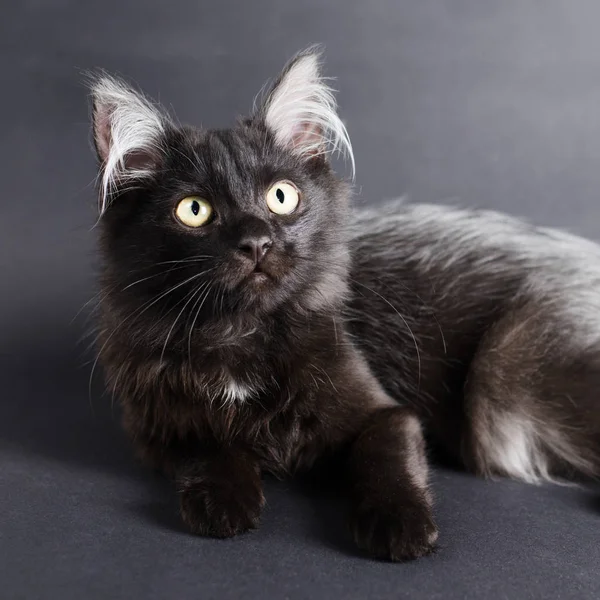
[348,201,600,481]
[90,48,600,561]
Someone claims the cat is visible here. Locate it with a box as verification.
[89,46,600,561]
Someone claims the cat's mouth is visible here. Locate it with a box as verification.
[234,254,287,292]
[245,263,273,283]
[250,265,271,280]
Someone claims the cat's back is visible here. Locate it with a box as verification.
[345,199,600,445]
[349,198,600,309]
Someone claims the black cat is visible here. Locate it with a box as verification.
[89,46,600,561]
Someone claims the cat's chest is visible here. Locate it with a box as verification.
[178,350,333,472]
[196,333,293,405]
[209,366,262,404]
[197,347,280,405]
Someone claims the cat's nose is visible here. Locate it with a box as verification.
[237,236,273,263]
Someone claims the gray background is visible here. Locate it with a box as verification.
[2,1,600,598]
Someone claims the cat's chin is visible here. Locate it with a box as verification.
[240,267,274,289]
[232,270,278,309]
[233,269,304,315]
[241,273,272,297]
[247,270,271,283]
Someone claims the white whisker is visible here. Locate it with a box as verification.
[350,278,422,395]
[88,269,214,403]
[159,283,208,366]
[187,281,215,365]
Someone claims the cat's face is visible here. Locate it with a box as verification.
[92,48,354,326]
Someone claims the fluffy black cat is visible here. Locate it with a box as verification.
[90,47,600,561]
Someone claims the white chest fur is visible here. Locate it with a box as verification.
[212,369,257,405]
[223,377,254,403]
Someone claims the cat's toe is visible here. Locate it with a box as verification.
[350,503,438,562]
[179,482,264,538]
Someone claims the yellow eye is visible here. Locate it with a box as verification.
[266,181,300,215]
[175,197,213,227]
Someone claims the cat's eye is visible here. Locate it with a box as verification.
[175,197,213,227]
[265,181,300,215]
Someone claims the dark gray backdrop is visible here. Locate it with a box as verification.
[2,1,600,598]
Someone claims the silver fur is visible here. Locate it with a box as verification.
[263,49,355,178]
[350,198,600,484]
[91,76,166,214]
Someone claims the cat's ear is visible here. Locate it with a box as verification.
[90,75,168,213]
[257,47,354,176]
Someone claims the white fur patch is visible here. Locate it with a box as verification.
[263,49,355,177]
[91,76,166,214]
[222,377,254,404]
[479,412,549,483]
[477,410,595,484]
[212,369,259,406]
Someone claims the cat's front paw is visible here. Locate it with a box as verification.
[350,501,438,562]
[178,474,265,538]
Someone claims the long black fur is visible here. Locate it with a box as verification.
[89,48,600,561]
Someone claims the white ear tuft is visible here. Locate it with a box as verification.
[90,75,167,214]
[260,48,355,178]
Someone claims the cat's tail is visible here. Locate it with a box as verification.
[462,301,600,484]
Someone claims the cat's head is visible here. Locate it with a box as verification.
[90,47,353,327]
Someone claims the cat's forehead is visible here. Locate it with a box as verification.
[199,127,265,173]
[167,125,300,193]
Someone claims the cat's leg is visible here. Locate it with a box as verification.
[348,405,438,561]
[122,407,264,537]
[462,302,600,483]
[177,448,265,537]
[328,353,438,561]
